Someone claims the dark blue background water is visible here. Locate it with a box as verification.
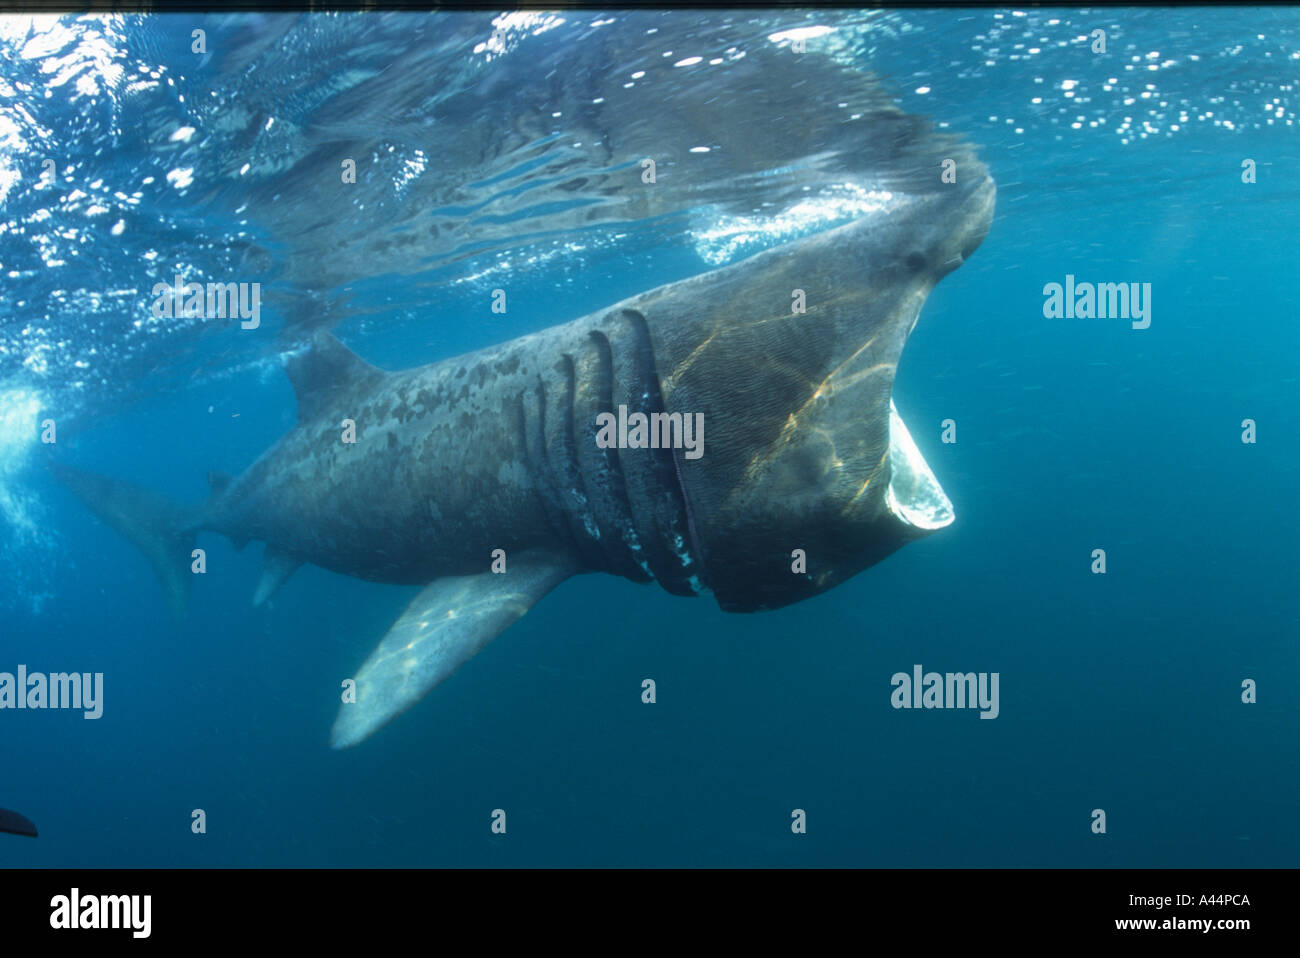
[1,9,1296,866]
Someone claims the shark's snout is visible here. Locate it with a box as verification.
[915,173,995,287]
[958,172,997,262]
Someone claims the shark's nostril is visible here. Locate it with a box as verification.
[905,251,926,272]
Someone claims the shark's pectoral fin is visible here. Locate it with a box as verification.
[329,552,578,749]
[253,545,303,606]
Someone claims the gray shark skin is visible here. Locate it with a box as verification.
[53,128,994,749]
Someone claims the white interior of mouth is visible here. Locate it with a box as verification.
[886,398,954,531]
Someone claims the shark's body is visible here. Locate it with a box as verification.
[55,109,994,748]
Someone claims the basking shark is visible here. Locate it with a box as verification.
[53,111,994,748]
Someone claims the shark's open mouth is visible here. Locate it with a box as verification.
[885,399,955,532]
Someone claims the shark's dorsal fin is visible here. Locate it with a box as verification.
[284,330,385,423]
[329,552,578,748]
[207,471,233,497]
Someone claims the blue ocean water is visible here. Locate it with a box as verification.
[1,9,1297,867]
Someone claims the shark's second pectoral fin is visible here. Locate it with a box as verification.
[329,552,578,749]
[253,545,302,606]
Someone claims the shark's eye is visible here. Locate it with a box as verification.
[905,251,926,272]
